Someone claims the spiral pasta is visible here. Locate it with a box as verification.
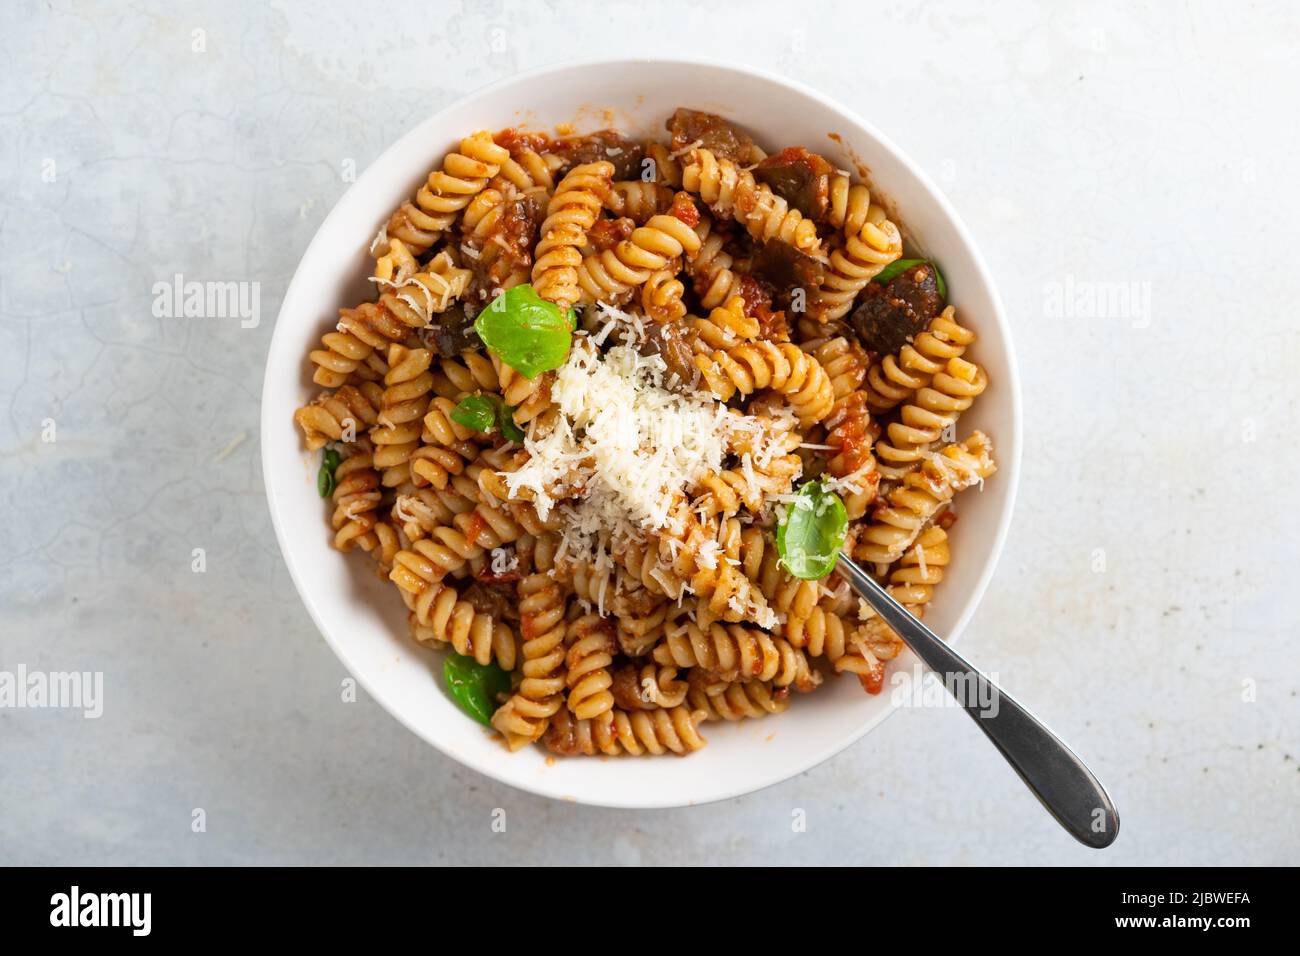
[611,662,689,709]
[854,431,996,565]
[532,161,614,310]
[654,504,771,624]
[804,336,869,401]
[652,621,820,691]
[460,187,529,292]
[490,570,569,749]
[844,524,952,675]
[695,340,835,425]
[683,147,823,255]
[565,614,617,719]
[826,174,876,237]
[874,355,988,480]
[604,180,673,222]
[330,451,383,553]
[430,350,499,400]
[421,395,482,448]
[691,423,802,518]
[576,194,702,306]
[392,573,516,668]
[643,141,683,188]
[615,599,681,658]
[814,204,902,321]
[392,481,476,542]
[640,269,687,323]
[308,301,410,389]
[371,345,467,488]
[862,305,978,412]
[494,142,564,196]
[382,131,510,258]
[293,111,1000,755]
[294,382,383,450]
[687,676,790,722]
[823,391,880,519]
[491,354,554,427]
[691,295,760,352]
[686,214,745,310]
[543,704,707,756]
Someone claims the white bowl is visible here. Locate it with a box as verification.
[262,57,1022,808]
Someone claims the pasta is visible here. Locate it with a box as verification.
[694,340,836,425]
[683,148,822,254]
[292,113,1000,757]
[380,131,510,259]
[532,161,615,310]
[863,306,977,413]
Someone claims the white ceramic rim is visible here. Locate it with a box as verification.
[261,55,1023,809]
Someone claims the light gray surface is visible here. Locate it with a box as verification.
[2,0,1296,866]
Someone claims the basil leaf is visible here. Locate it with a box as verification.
[872,258,946,299]
[451,395,497,433]
[872,257,926,286]
[443,652,512,726]
[499,406,525,443]
[776,480,848,580]
[317,447,341,498]
[474,283,573,379]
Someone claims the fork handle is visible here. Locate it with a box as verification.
[835,552,1119,848]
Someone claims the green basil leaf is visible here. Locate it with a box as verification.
[317,447,341,498]
[871,258,946,299]
[443,652,512,726]
[451,395,498,433]
[473,283,573,379]
[872,258,926,286]
[776,480,848,580]
[499,405,525,443]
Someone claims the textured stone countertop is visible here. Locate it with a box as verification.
[1,0,1296,865]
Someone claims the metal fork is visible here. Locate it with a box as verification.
[835,550,1120,848]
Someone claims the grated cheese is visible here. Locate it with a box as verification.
[500,321,789,587]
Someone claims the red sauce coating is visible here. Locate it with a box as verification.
[858,666,885,695]
[462,512,488,547]
[494,127,552,154]
[476,565,521,585]
[669,192,700,227]
[587,217,634,253]
[738,274,773,316]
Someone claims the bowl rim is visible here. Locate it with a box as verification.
[261,54,1023,809]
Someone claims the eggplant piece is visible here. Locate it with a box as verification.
[461,579,518,621]
[848,262,943,355]
[498,192,545,255]
[610,664,658,711]
[418,301,480,358]
[554,129,644,180]
[587,216,635,253]
[754,147,834,220]
[667,108,760,164]
[640,319,700,392]
[754,239,825,319]
[460,192,545,311]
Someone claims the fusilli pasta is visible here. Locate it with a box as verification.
[292,109,1001,758]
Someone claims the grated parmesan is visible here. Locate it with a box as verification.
[499,317,791,583]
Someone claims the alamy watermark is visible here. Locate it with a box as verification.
[152,273,260,328]
[1043,274,1151,328]
[50,886,150,936]
[889,664,999,717]
[0,665,103,718]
